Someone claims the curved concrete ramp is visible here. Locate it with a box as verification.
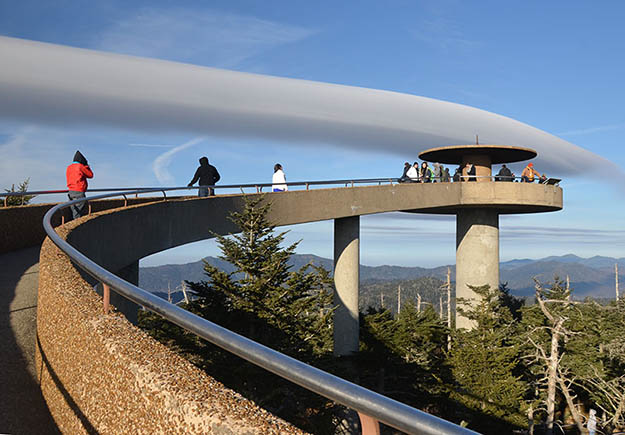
[34,182,562,433]
[0,247,56,434]
[64,182,562,274]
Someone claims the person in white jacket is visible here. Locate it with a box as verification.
[405,162,419,182]
[272,163,288,192]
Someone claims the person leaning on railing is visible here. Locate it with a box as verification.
[188,156,220,197]
[495,164,514,182]
[521,162,544,183]
[66,150,93,220]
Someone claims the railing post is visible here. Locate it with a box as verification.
[358,413,380,435]
[103,283,110,314]
[88,203,92,215]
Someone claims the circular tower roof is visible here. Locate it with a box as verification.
[419,145,537,164]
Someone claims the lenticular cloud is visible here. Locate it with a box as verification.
[0,36,616,177]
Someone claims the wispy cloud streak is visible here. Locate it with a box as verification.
[96,8,315,68]
[0,36,621,184]
[557,123,625,137]
[153,136,205,185]
[129,143,173,148]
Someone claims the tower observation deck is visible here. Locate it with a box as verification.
[419,144,559,329]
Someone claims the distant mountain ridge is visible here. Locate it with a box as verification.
[139,253,625,299]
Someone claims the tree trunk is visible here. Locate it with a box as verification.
[447,267,452,350]
[439,296,443,320]
[616,263,620,301]
[557,374,585,433]
[545,320,563,435]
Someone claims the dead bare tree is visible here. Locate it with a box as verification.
[583,368,625,428]
[616,263,620,301]
[447,267,452,349]
[524,280,586,434]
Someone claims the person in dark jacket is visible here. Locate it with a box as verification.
[495,164,514,182]
[399,162,411,182]
[452,166,461,182]
[420,162,432,182]
[66,150,93,220]
[188,157,220,197]
[467,163,477,181]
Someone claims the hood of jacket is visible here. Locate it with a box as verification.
[73,150,88,166]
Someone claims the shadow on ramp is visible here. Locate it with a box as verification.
[0,246,57,434]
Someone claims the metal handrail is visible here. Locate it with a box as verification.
[2,179,398,206]
[41,186,476,435]
[2,174,562,201]
[1,178,398,198]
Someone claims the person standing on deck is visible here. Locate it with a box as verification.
[188,157,220,197]
[66,150,93,220]
[272,163,288,192]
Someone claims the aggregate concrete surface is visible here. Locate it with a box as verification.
[0,246,57,434]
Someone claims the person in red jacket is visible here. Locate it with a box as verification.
[66,150,93,219]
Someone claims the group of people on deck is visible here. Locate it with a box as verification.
[400,161,452,183]
[399,160,545,183]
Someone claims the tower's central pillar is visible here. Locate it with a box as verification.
[462,154,492,182]
[333,216,360,356]
[455,209,499,329]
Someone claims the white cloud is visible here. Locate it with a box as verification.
[129,143,174,148]
[0,36,621,185]
[153,136,205,185]
[96,8,316,68]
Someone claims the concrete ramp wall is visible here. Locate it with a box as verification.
[36,200,305,434]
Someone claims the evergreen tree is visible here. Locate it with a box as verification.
[449,284,527,428]
[576,299,625,431]
[141,195,337,432]
[187,195,334,357]
[4,178,35,206]
[392,302,448,372]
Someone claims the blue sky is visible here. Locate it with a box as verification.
[1,1,624,267]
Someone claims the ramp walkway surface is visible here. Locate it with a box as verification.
[0,246,57,434]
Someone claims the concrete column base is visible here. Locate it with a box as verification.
[455,209,499,330]
[333,216,360,356]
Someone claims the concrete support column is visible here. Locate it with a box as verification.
[455,209,499,329]
[462,154,492,182]
[333,216,360,356]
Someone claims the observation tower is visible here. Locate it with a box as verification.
[418,144,562,329]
